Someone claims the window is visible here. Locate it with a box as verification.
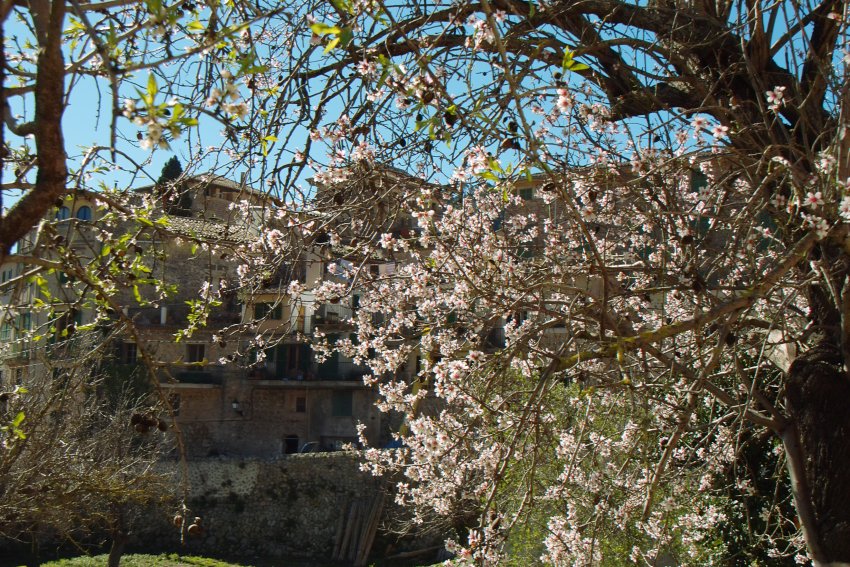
[517,245,536,259]
[254,302,282,320]
[120,342,138,365]
[56,206,70,220]
[0,322,10,341]
[331,391,353,417]
[75,206,92,220]
[284,344,310,378]
[690,170,708,193]
[509,311,529,325]
[519,187,534,200]
[295,396,306,413]
[284,435,299,454]
[186,343,206,365]
[18,312,31,332]
[55,310,78,340]
[168,394,181,417]
[493,210,506,231]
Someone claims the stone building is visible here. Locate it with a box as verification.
[0,174,383,459]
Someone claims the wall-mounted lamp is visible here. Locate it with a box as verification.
[231,399,243,416]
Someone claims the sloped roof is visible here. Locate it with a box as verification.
[135,174,283,206]
[163,215,254,243]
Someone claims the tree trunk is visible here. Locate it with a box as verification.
[785,338,850,564]
[0,0,67,263]
[108,505,129,567]
[108,529,128,567]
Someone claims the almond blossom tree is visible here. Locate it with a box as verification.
[235,0,850,563]
[3,0,850,564]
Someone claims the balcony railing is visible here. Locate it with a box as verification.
[174,372,223,385]
[172,365,226,385]
[128,302,241,327]
[313,304,353,329]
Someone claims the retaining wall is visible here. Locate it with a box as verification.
[140,452,389,561]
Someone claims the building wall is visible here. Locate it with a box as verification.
[134,453,392,560]
[167,381,381,458]
[0,179,391,462]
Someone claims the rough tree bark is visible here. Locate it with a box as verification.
[786,336,850,563]
[107,505,128,567]
[0,0,67,264]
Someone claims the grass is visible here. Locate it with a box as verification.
[37,554,255,567]
[34,552,414,567]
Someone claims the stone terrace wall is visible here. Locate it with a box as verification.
[139,452,389,560]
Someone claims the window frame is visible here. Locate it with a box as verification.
[186,343,206,367]
[75,206,92,221]
[254,302,282,320]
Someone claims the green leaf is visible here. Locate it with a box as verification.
[330,0,353,14]
[376,67,391,89]
[12,412,25,427]
[480,171,500,182]
[186,19,205,32]
[561,48,574,71]
[324,36,341,53]
[562,48,588,73]
[147,74,158,98]
[339,26,353,48]
[310,22,341,36]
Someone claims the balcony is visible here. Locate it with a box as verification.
[174,371,224,385]
[259,262,307,289]
[316,357,370,382]
[166,365,226,385]
[128,302,240,327]
[312,304,353,330]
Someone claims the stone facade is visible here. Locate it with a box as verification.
[139,453,391,560]
[0,177,391,459]
[168,381,381,458]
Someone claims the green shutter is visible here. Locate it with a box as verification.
[332,391,353,416]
